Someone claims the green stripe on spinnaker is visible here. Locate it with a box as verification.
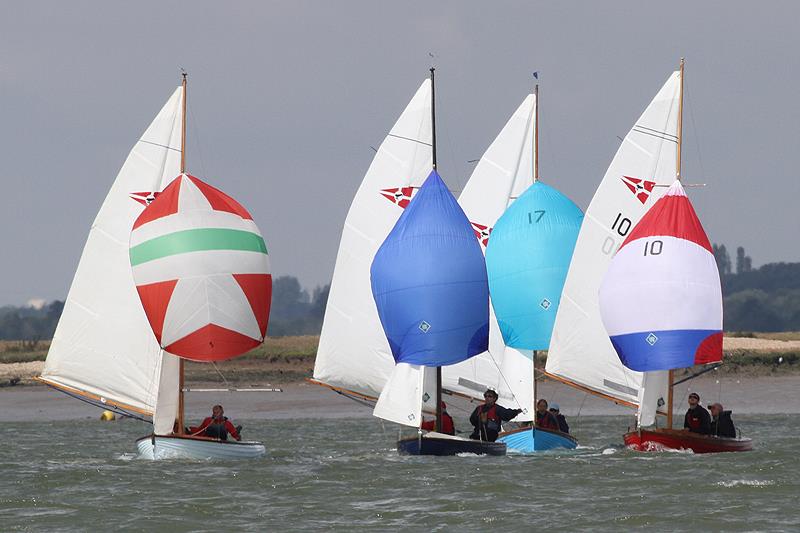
[130,228,268,266]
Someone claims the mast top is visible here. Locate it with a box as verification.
[676,58,684,182]
[430,67,437,171]
[180,70,187,175]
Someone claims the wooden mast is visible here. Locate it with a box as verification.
[533,84,539,183]
[666,58,685,429]
[532,82,539,415]
[429,67,444,434]
[176,72,188,435]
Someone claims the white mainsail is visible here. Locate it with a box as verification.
[40,88,184,422]
[546,71,681,410]
[443,94,536,419]
[312,80,432,398]
[40,87,183,420]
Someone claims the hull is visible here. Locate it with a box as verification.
[136,434,266,460]
[624,428,753,454]
[497,426,578,453]
[397,432,506,456]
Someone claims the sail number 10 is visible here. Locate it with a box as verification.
[602,213,633,255]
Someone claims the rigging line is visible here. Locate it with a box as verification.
[138,139,181,152]
[386,133,432,147]
[434,90,468,195]
[485,350,527,412]
[685,85,708,182]
[630,127,679,144]
[211,361,231,387]
[187,102,210,180]
[632,123,679,139]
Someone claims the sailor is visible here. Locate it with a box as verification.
[708,402,737,438]
[469,389,522,442]
[549,402,570,434]
[189,405,241,441]
[683,392,711,435]
[535,399,559,431]
[420,401,455,435]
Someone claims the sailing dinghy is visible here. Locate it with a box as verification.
[371,69,503,456]
[598,65,750,454]
[38,75,270,460]
[544,62,683,434]
[485,84,583,453]
[310,73,533,418]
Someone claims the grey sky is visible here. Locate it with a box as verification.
[2,1,798,305]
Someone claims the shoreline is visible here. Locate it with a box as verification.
[3,374,799,423]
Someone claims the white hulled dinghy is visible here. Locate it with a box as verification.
[38,74,270,460]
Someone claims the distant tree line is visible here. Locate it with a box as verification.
[0,277,329,340]
[1,257,798,339]
[713,244,800,332]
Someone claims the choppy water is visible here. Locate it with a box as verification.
[2,415,798,531]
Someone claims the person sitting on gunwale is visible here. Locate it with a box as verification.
[420,401,455,435]
[469,389,522,442]
[709,402,737,438]
[535,399,559,431]
[683,392,711,435]
[189,404,241,441]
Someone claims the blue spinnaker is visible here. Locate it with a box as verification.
[485,181,583,352]
[370,170,489,366]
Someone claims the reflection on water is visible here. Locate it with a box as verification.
[2,415,797,531]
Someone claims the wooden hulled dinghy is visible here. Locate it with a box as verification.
[623,429,753,454]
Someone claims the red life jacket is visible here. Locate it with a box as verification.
[482,404,501,432]
[686,412,702,430]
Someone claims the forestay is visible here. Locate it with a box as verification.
[40,88,184,416]
[443,95,536,417]
[546,71,681,407]
[130,174,271,361]
[313,80,432,398]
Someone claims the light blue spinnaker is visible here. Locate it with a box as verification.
[485,181,583,353]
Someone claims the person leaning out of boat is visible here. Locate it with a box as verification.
[420,401,455,435]
[534,399,559,431]
[189,404,241,441]
[683,392,711,435]
[708,402,737,438]
[549,402,569,434]
[469,389,522,442]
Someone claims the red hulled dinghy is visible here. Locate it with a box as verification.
[624,428,753,453]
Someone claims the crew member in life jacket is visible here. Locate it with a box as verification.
[420,401,455,435]
[535,399,559,431]
[683,392,711,435]
[469,389,522,442]
[708,402,737,438]
[548,402,570,434]
[189,405,241,441]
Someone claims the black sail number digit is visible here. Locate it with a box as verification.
[644,240,663,256]
[611,213,632,237]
